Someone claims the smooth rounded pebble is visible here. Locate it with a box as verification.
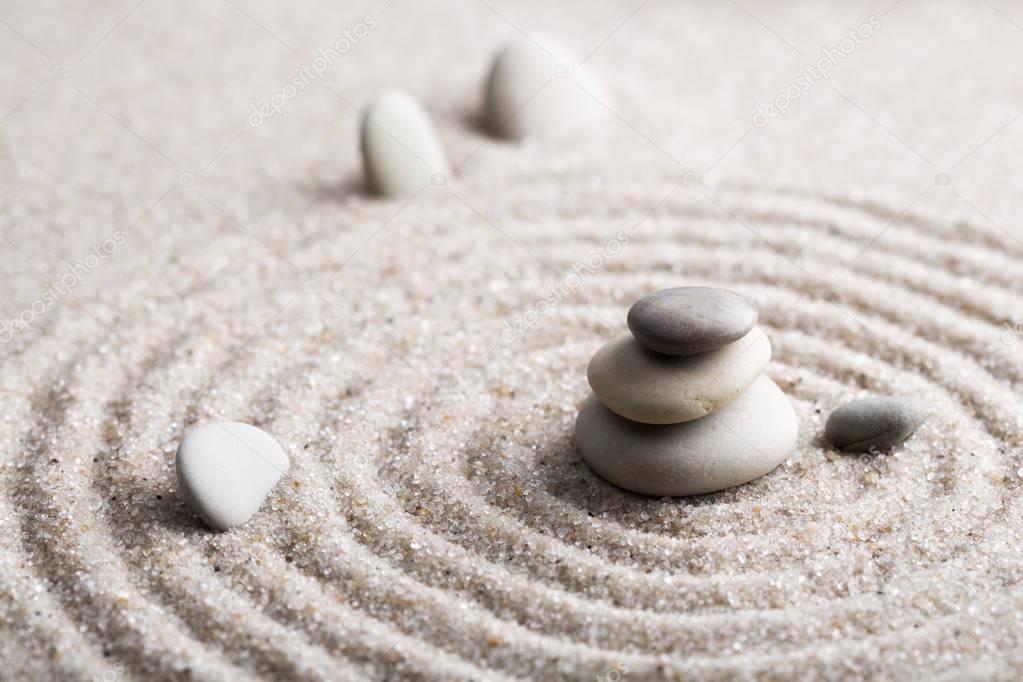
[627,287,758,355]
[176,422,290,531]
[587,327,772,424]
[576,375,798,496]
[484,37,606,141]
[825,397,924,452]
[360,89,449,198]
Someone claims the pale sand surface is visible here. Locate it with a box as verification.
[2,1,1023,680]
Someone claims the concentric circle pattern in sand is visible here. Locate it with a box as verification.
[3,2,1023,680]
[4,175,1023,680]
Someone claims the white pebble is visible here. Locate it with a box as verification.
[586,328,772,424]
[484,36,607,141]
[360,89,449,197]
[175,422,289,531]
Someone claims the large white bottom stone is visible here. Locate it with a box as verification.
[575,375,798,496]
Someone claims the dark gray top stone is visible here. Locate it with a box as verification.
[626,287,758,356]
[825,397,924,453]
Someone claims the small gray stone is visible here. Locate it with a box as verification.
[575,375,799,496]
[825,397,924,452]
[587,327,771,424]
[176,422,289,531]
[627,287,758,356]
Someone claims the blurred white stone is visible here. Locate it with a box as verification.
[360,90,449,198]
[484,36,607,141]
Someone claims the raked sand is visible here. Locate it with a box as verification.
[2,1,1023,680]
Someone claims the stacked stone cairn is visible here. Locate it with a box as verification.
[575,287,799,496]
